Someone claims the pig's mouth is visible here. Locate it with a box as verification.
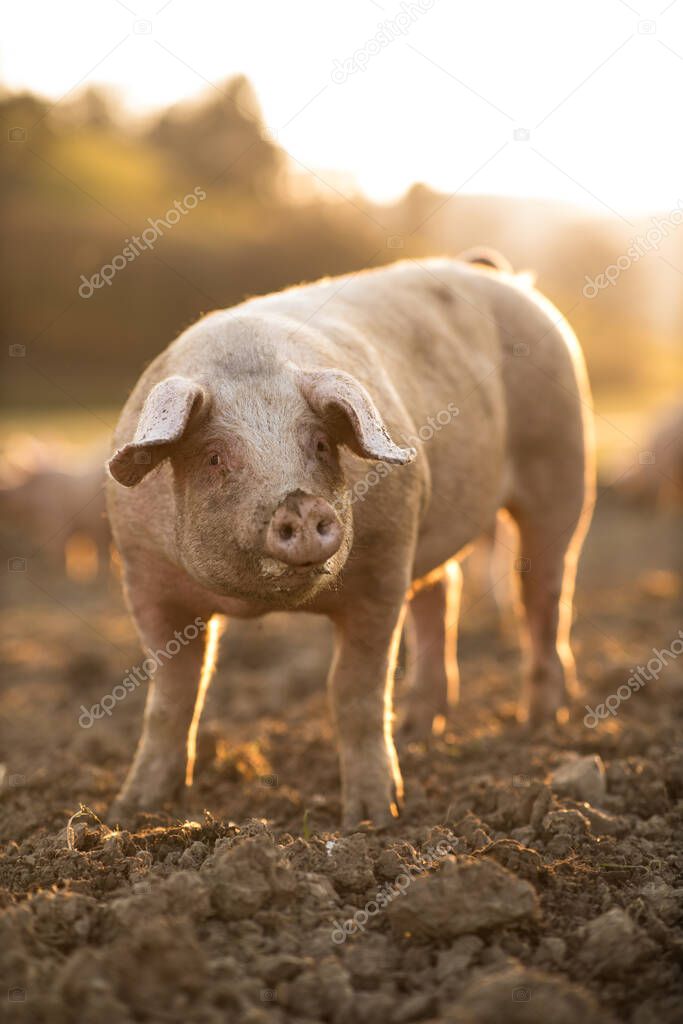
[259,556,335,590]
[180,543,344,607]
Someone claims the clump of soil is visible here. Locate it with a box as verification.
[1,496,682,1023]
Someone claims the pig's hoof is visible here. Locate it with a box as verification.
[517,694,569,730]
[107,755,187,827]
[401,704,446,743]
[106,797,141,829]
[518,660,577,728]
[341,778,403,830]
[107,781,183,827]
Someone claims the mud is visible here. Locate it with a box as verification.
[1,492,682,1023]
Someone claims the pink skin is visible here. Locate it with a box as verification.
[107,358,417,825]
[265,491,342,567]
[106,256,594,828]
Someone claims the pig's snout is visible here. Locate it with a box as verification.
[265,492,342,567]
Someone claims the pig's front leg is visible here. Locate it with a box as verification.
[329,599,407,828]
[108,601,216,825]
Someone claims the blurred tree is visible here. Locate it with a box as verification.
[58,85,118,129]
[0,92,55,193]
[0,77,680,414]
[146,75,284,196]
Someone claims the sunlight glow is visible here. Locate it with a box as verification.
[3,0,683,212]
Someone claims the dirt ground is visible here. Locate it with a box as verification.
[1,489,682,1024]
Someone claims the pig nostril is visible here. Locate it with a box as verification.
[268,499,341,566]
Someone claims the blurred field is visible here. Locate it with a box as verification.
[2,82,683,417]
[1,477,682,1022]
[0,398,670,485]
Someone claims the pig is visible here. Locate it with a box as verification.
[105,254,594,827]
[617,401,683,510]
[0,456,110,575]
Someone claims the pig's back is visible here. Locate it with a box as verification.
[241,258,505,420]
[244,259,590,567]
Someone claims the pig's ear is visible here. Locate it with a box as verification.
[300,369,416,465]
[108,376,206,486]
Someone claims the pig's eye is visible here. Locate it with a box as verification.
[208,453,221,466]
[315,436,330,456]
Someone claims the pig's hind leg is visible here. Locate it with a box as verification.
[108,578,219,824]
[403,562,462,739]
[507,459,591,727]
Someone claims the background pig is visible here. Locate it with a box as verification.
[106,256,594,827]
[0,444,110,578]
[617,401,683,510]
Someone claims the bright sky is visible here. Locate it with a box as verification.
[3,0,683,214]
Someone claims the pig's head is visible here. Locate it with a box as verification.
[108,351,415,606]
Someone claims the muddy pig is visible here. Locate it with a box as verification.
[106,255,594,826]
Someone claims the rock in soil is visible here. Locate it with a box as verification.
[550,754,607,806]
[388,857,538,939]
[446,966,613,1024]
[576,907,655,977]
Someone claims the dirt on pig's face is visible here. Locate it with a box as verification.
[169,373,354,606]
[108,324,414,604]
